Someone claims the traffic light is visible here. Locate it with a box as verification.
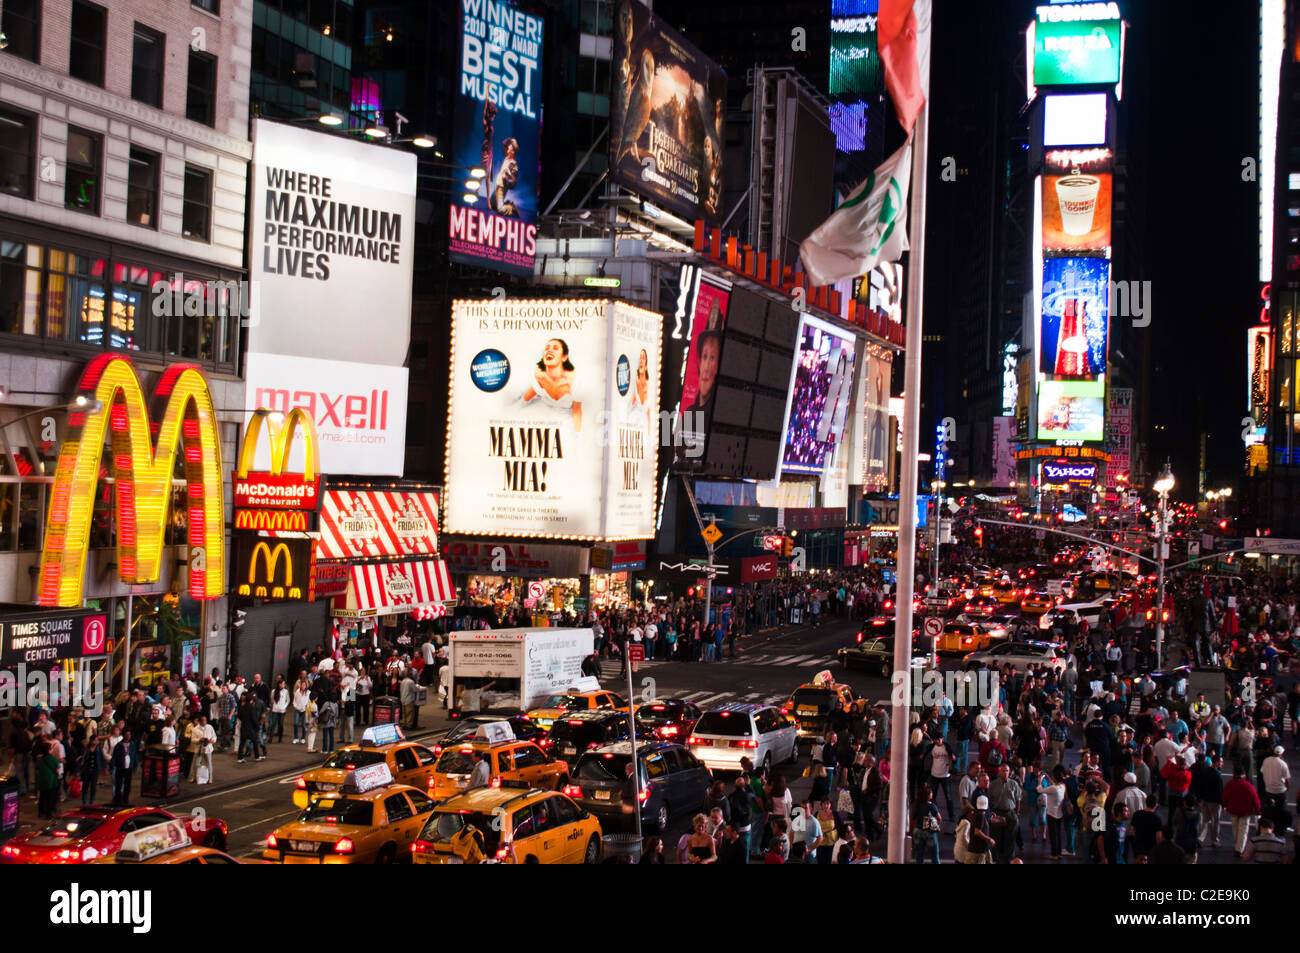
[1218,520,1228,531]
[782,537,794,557]
[974,527,984,548]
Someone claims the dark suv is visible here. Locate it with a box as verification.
[543,710,632,767]
[634,700,702,742]
[565,741,712,833]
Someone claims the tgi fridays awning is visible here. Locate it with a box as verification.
[330,560,456,619]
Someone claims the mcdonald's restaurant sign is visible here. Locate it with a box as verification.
[234,536,313,601]
[234,407,323,533]
[38,355,226,608]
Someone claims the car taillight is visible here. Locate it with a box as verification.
[687,736,702,745]
[433,744,443,756]
[295,776,307,789]
[587,742,600,749]
[490,776,501,788]
[779,707,789,715]
[563,784,582,797]
[411,840,433,855]
[964,637,972,645]
[427,775,436,788]
[856,633,864,644]
[638,789,650,802]
[496,846,512,860]
[1,845,17,857]
[334,837,355,855]
[449,711,461,719]
[568,720,584,727]
[741,739,757,748]
[266,834,278,849]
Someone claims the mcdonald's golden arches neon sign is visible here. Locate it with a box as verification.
[239,541,301,599]
[38,355,226,607]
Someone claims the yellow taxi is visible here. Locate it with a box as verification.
[411,786,602,864]
[937,621,991,654]
[1019,591,1056,614]
[993,581,1024,605]
[95,819,243,865]
[780,673,855,742]
[292,724,438,809]
[264,763,435,864]
[525,679,629,730]
[428,721,569,801]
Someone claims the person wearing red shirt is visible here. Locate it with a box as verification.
[1223,767,1262,856]
[979,734,1009,773]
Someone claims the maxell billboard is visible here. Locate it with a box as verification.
[448,0,543,276]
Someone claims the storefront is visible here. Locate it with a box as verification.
[444,539,596,618]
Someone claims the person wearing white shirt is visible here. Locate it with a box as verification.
[340,664,358,743]
[1261,746,1291,811]
[1153,734,1180,768]
[291,679,311,744]
[187,715,216,783]
[160,719,177,751]
[270,681,290,744]
[642,621,658,660]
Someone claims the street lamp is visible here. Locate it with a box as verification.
[1152,462,1175,667]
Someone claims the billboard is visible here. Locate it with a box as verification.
[444,299,662,540]
[1105,386,1132,489]
[248,119,416,367]
[1043,146,1111,253]
[1043,92,1107,146]
[0,608,108,666]
[1032,12,1122,87]
[992,416,1018,487]
[779,316,858,475]
[610,0,726,222]
[1037,379,1105,442]
[675,271,730,468]
[1041,460,1098,486]
[245,353,408,476]
[1040,257,1109,378]
[318,488,440,560]
[448,0,542,276]
[861,349,892,488]
[37,356,225,607]
[1248,326,1271,422]
[829,0,885,157]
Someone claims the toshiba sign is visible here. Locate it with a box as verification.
[245,352,408,476]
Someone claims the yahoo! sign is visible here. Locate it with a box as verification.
[1042,461,1098,484]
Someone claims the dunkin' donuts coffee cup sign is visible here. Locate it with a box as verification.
[1043,170,1111,251]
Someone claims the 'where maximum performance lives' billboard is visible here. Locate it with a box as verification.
[448,0,543,276]
[610,0,726,222]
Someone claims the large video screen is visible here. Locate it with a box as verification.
[779,316,858,475]
[1037,379,1105,443]
[1040,257,1109,379]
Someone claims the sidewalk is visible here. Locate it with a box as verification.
[7,695,457,834]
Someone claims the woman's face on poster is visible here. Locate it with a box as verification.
[697,338,720,397]
[542,338,565,367]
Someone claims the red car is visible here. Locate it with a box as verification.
[1,806,227,864]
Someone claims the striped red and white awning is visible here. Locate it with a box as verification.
[330,560,456,618]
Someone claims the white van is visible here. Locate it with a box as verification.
[1039,600,1107,631]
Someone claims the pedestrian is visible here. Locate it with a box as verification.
[356,666,373,725]
[1192,753,1224,848]
[1223,765,1262,857]
[237,692,265,763]
[400,668,418,729]
[318,695,338,753]
[110,729,136,807]
[1260,745,1290,812]
[270,676,289,743]
[292,674,310,744]
[1043,766,1069,860]
[188,715,215,784]
[35,740,60,819]
[1243,816,1290,863]
[305,696,319,753]
[911,782,942,864]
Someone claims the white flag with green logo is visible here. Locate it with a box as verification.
[799,141,911,287]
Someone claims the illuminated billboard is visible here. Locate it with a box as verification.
[1043,92,1107,146]
[448,0,542,275]
[779,316,858,476]
[1041,257,1109,378]
[1032,8,1122,87]
[1037,379,1105,442]
[829,0,884,157]
[1042,148,1112,252]
[1248,325,1271,425]
[1041,460,1098,486]
[445,299,663,540]
[610,0,726,222]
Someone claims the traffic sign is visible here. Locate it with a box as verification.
[627,644,645,662]
[701,523,722,545]
[924,617,943,638]
[527,581,546,601]
[1046,580,1064,597]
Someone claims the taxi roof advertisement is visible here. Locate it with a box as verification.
[444,299,662,541]
[447,0,543,276]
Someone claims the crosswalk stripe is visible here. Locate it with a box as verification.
[694,692,733,707]
[681,690,714,703]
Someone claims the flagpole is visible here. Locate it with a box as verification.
[887,94,931,864]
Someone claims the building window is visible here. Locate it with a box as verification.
[69,1,107,87]
[182,166,212,241]
[126,148,159,228]
[131,25,166,108]
[64,128,101,215]
[2,0,41,63]
[193,0,220,13]
[0,241,42,335]
[0,106,35,198]
[186,50,217,126]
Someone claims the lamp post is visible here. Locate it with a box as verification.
[1152,462,1175,668]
